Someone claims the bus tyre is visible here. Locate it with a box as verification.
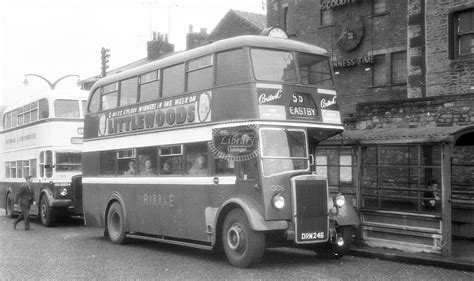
[40,196,53,227]
[325,226,352,259]
[222,209,265,268]
[107,202,128,245]
[6,192,14,218]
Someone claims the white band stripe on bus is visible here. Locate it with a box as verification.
[83,122,343,152]
[82,176,237,185]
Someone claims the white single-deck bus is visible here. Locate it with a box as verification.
[0,89,89,226]
[82,33,359,267]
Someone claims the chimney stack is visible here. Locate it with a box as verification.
[147,31,175,60]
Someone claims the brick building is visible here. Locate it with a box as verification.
[267,0,474,257]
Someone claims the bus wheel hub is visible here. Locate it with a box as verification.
[227,225,244,251]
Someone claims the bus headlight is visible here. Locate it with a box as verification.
[272,194,285,209]
[59,187,68,197]
[334,194,345,208]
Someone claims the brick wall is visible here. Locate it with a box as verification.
[267,0,408,118]
[425,0,474,97]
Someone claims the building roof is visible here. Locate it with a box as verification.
[205,9,266,43]
[322,126,474,145]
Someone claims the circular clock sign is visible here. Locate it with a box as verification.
[336,13,364,51]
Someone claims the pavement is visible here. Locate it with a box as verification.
[349,242,474,272]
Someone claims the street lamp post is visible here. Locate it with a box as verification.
[23,74,81,90]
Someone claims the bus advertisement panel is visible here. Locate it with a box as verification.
[82,34,359,267]
[0,90,88,226]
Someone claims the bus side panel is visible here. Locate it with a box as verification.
[82,183,101,227]
[134,182,210,242]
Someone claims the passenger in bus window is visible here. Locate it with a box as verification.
[140,159,156,176]
[161,161,172,175]
[187,155,207,175]
[124,160,137,176]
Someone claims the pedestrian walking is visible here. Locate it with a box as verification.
[13,176,35,230]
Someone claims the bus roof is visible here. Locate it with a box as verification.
[3,89,89,114]
[90,35,329,92]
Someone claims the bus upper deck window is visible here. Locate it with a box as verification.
[88,89,101,113]
[101,83,118,111]
[39,98,49,119]
[139,70,160,103]
[216,49,246,85]
[55,99,80,118]
[120,77,138,107]
[251,49,297,83]
[162,64,185,98]
[297,53,334,87]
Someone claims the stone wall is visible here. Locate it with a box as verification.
[355,94,474,130]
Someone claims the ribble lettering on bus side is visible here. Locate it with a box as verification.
[144,193,175,207]
[107,104,196,134]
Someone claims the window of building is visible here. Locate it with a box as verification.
[216,49,246,85]
[55,99,80,118]
[361,145,442,213]
[101,82,118,111]
[453,8,474,58]
[373,0,386,15]
[120,77,138,106]
[186,55,213,92]
[185,142,208,176]
[162,63,185,98]
[391,51,407,84]
[159,145,183,175]
[372,54,388,86]
[321,9,332,26]
[139,70,160,103]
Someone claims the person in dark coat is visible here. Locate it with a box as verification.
[13,176,35,230]
[422,180,440,211]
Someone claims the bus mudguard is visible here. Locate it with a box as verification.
[331,204,360,226]
[214,196,288,233]
[105,192,129,232]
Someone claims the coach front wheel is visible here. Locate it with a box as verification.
[40,195,53,227]
[6,192,14,218]
[107,202,128,244]
[222,209,265,268]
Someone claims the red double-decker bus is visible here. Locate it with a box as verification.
[82,32,359,267]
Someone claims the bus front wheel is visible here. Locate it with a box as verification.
[107,202,128,245]
[6,192,14,218]
[40,195,53,227]
[222,209,265,268]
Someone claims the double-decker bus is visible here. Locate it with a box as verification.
[0,89,88,226]
[82,33,359,267]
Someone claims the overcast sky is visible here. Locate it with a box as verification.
[0,0,265,107]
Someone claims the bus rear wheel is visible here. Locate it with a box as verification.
[6,192,14,218]
[40,195,53,227]
[222,209,265,268]
[107,202,128,244]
